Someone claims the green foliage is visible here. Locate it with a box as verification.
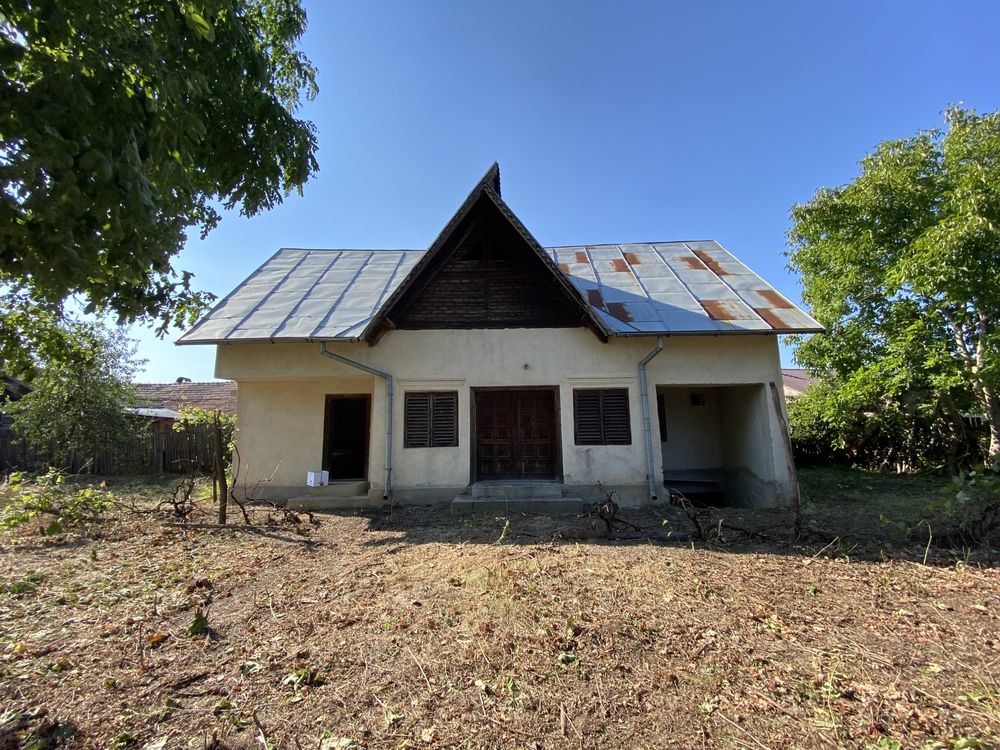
[173,406,237,451]
[0,468,113,531]
[787,375,982,471]
[788,106,1000,466]
[0,0,319,373]
[925,469,1000,547]
[174,405,236,474]
[3,323,147,469]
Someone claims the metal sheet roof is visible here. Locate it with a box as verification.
[127,407,181,420]
[178,241,821,344]
[547,241,821,335]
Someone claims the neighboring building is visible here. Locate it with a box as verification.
[781,369,819,401]
[1,375,30,429]
[178,165,822,508]
[133,380,237,416]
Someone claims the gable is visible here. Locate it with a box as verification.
[387,193,593,332]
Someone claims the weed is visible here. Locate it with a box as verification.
[282,667,325,689]
[109,731,137,749]
[186,608,209,636]
[2,571,44,597]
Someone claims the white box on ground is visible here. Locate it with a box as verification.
[306,470,329,487]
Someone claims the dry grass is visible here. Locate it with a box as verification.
[1,471,998,749]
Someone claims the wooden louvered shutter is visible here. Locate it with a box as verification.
[430,393,458,447]
[404,392,458,448]
[574,390,603,445]
[404,393,431,448]
[601,389,631,445]
[574,388,631,445]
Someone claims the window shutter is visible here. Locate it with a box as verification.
[404,391,458,448]
[430,392,458,447]
[601,389,631,445]
[574,390,603,445]
[404,393,431,448]
[574,388,631,445]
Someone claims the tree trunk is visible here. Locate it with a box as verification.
[213,411,227,525]
[984,386,1000,467]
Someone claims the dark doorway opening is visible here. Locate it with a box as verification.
[474,389,558,480]
[323,395,370,480]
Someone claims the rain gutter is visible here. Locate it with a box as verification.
[638,336,665,501]
[319,343,393,500]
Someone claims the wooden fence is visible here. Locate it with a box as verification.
[0,421,216,475]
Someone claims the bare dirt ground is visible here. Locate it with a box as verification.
[1,470,999,750]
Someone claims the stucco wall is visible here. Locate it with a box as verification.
[720,385,774,502]
[214,329,791,507]
[659,387,723,471]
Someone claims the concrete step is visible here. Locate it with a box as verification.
[303,480,369,499]
[286,494,374,512]
[451,495,585,516]
[470,482,563,500]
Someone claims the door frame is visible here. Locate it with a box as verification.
[322,394,371,481]
[469,386,562,483]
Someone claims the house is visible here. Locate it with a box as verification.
[781,369,819,401]
[178,165,822,509]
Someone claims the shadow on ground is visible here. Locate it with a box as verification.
[307,495,996,567]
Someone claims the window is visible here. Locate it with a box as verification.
[404,392,458,448]
[689,392,706,407]
[573,388,631,445]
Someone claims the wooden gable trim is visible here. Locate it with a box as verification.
[361,164,609,344]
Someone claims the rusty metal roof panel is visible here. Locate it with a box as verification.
[547,241,823,336]
[751,305,824,332]
[180,240,822,344]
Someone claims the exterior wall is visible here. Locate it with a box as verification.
[235,377,374,494]
[720,385,776,506]
[659,387,723,471]
[215,329,792,507]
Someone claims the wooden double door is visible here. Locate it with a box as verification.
[475,389,558,480]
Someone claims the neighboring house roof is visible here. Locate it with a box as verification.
[134,381,237,415]
[2,375,30,402]
[178,164,823,345]
[127,406,182,420]
[781,368,819,399]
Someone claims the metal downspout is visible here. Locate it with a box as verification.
[319,343,393,500]
[638,336,665,502]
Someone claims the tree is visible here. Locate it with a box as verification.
[4,323,146,469]
[0,0,319,374]
[788,107,1000,465]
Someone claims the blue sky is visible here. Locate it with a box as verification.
[132,0,998,382]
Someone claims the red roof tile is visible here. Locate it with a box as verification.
[134,381,237,415]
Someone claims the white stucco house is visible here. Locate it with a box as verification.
[178,165,822,510]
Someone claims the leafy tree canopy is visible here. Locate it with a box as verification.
[0,0,318,375]
[3,322,146,469]
[788,106,1000,465]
